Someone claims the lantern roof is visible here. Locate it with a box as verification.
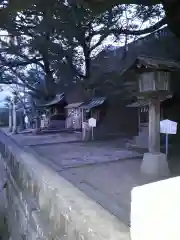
[132,55,180,72]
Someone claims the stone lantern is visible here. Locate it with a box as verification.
[139,71,170,151]
[133,56,180,178]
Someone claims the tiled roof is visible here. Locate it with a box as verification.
[80,97,106,109]
[36,93,65,107]
[65,102,84,108]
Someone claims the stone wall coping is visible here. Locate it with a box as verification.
[0,131,130,240]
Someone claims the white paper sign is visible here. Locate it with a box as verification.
[88,118,96,127]
[160,119,177,134]
[82,122,88,129]
[41,119,45,128]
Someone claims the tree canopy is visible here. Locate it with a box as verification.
[0,0,172,99]
[81,0,180,39]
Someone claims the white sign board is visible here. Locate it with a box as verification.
[160,119,177,134]
[88,118,96,127]
[24,116,28,124]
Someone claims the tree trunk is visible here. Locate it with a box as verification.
[19,111,25,131]
[12,101,17,134]
[162,0,180,39]
[8,104,13,132]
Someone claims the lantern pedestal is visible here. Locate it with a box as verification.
[140,98,170,178]
[141,152,170,178]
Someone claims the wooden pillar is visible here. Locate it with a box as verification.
[12,99,17,133]
[81,109,84,127]
[160,107,163,120]
[19,110,25,131]
[35,111,41,130]
[138,107,141,132]
[148,98,160,153]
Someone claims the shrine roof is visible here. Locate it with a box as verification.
[36,93,65,107]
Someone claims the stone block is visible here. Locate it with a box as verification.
[141,152,170,178]
[131,177,180,240]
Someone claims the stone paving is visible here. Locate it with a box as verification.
[2,128,167,227]
[32,142,141,168]
[32,141,161,225]
[5,130,81,146]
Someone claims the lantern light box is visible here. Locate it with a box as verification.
[139,71,170,93]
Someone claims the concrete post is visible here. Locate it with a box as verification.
[12,99,17,134]
[82,122,91,141]
[148,98,160,153]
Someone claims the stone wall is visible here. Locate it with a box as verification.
[0,132,130,240]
